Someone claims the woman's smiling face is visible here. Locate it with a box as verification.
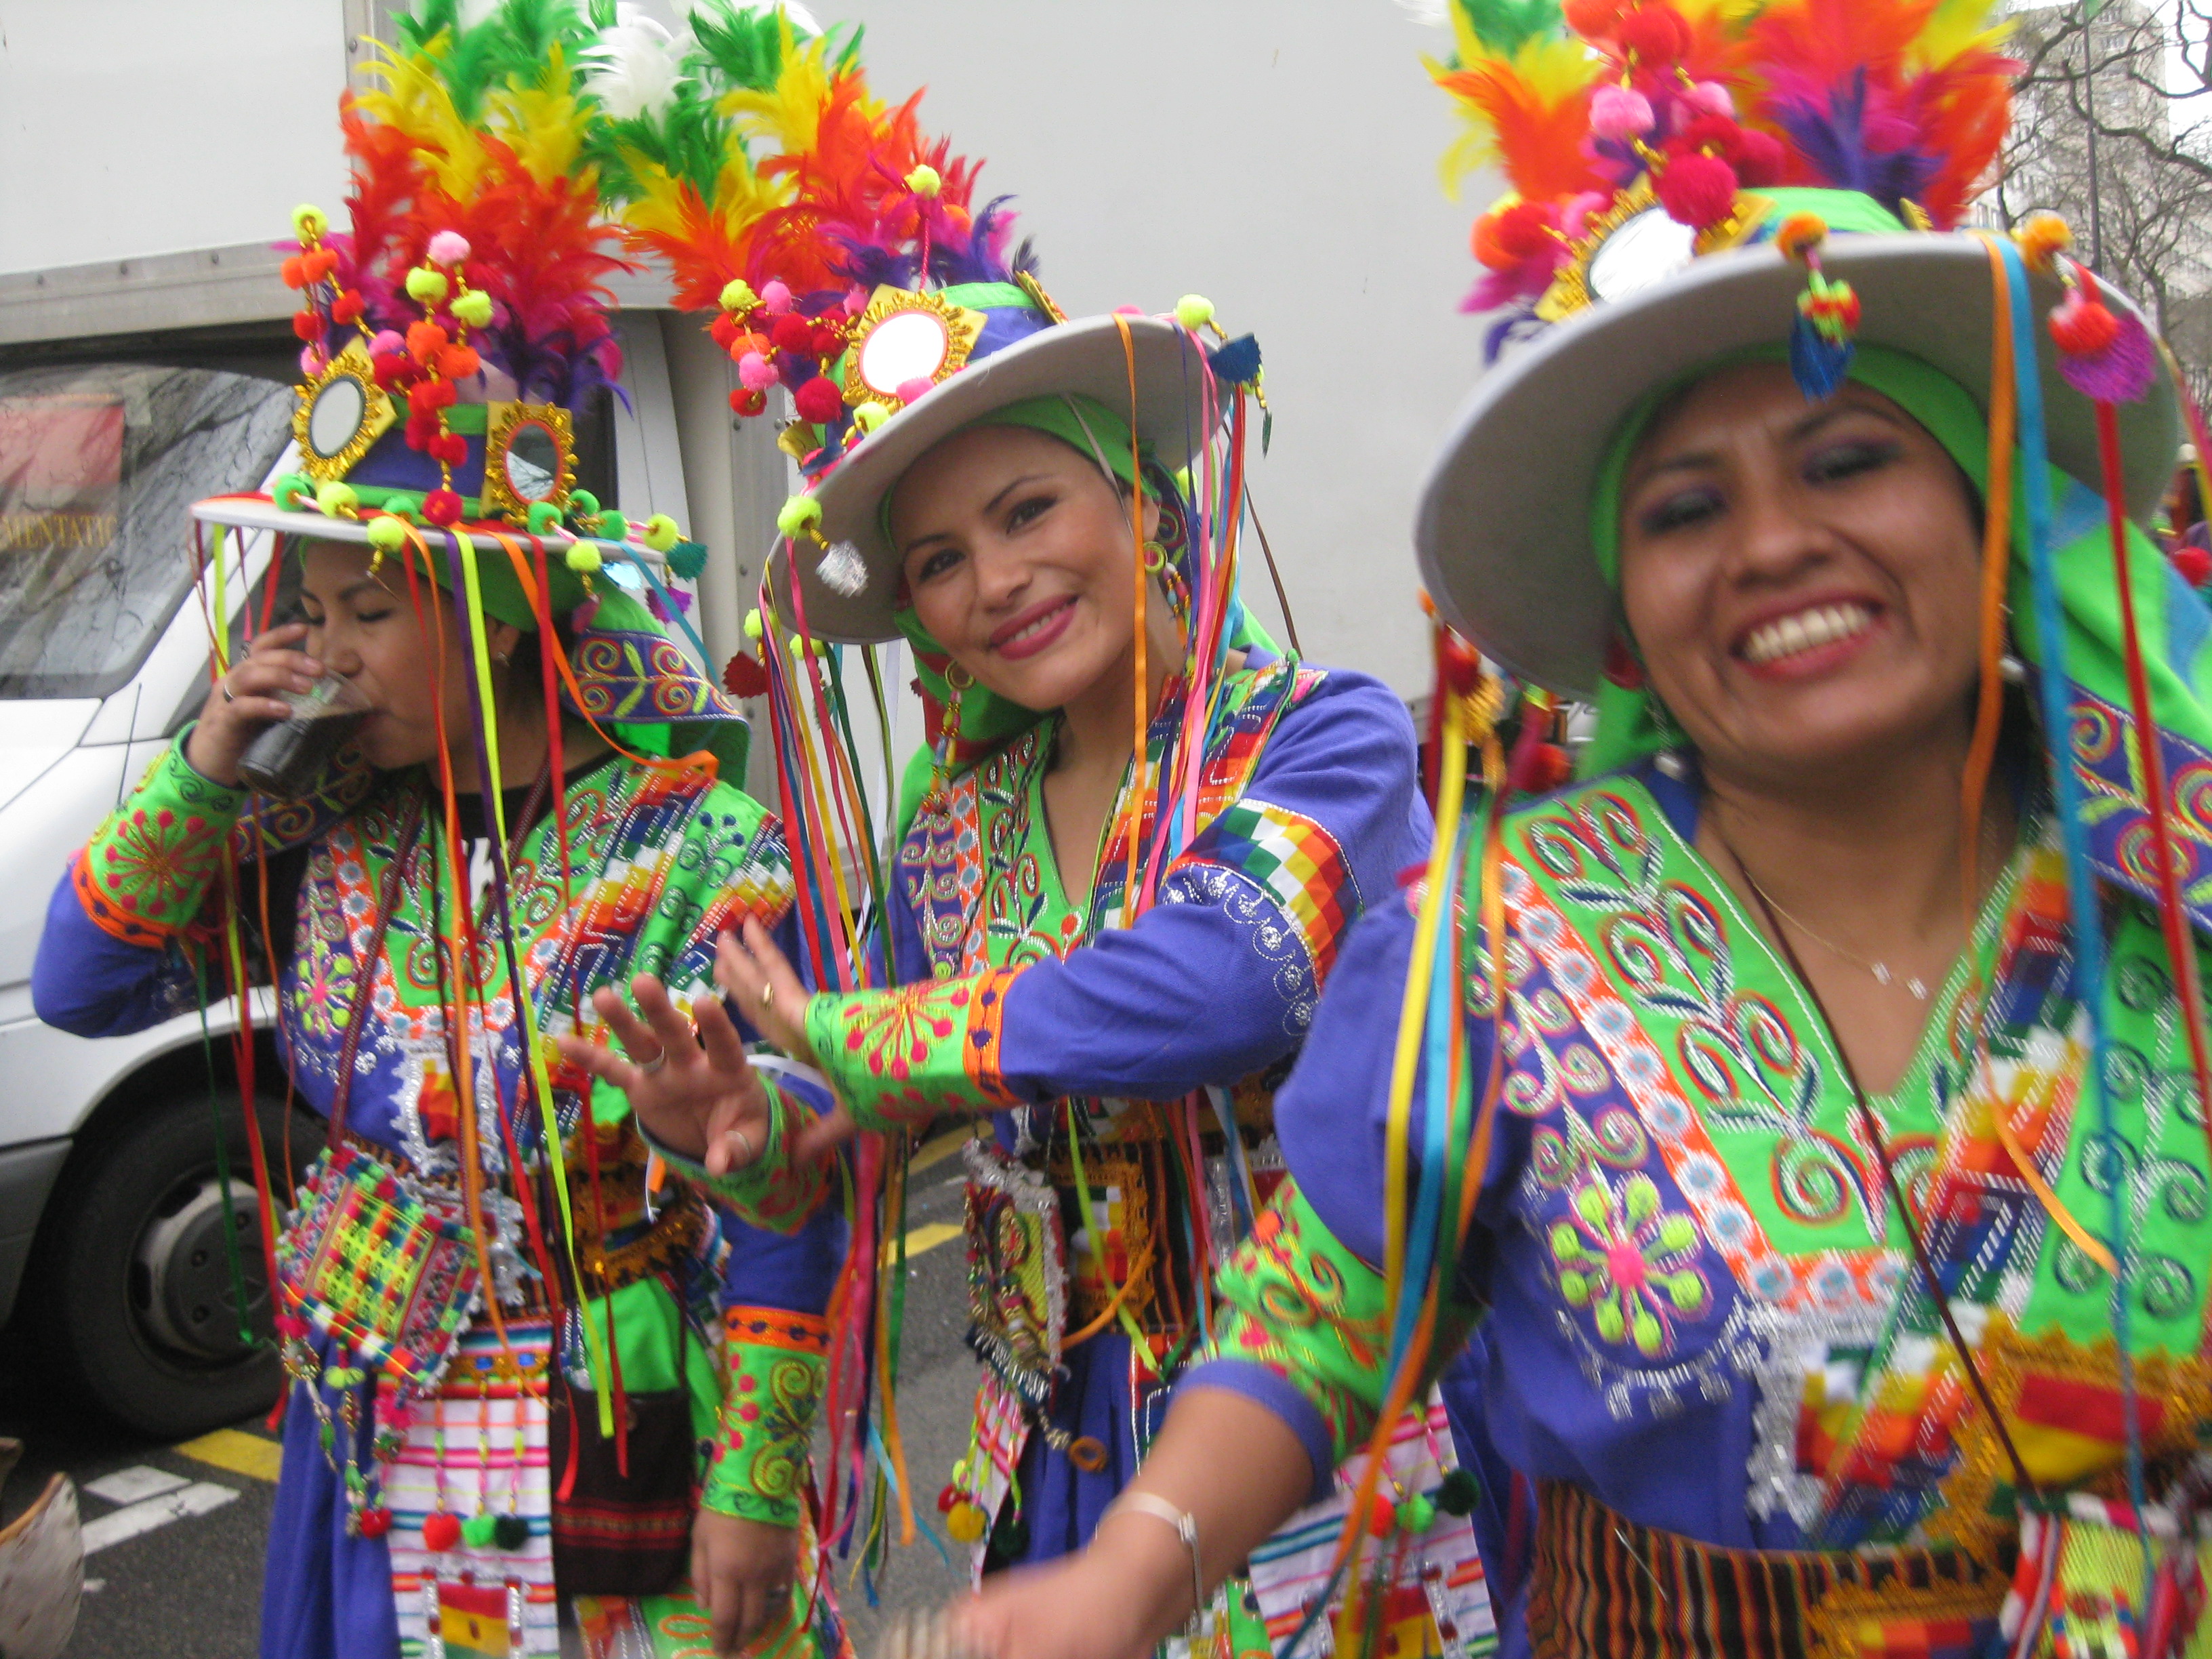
[890,422,1158,713]
[1616,361,1984,786]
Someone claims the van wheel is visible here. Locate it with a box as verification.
[26,1090,316,1441]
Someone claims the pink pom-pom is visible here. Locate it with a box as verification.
[1112,304,1145,316]
[897,377,934,405]
[762,281,793,315]
[369,329,405,358]
[300,346,329,378]
[739,352,777,392]
[1590,85,1654,142]
[426,230,472,266]
[844,285,869,316]
[1685,80,1735,119]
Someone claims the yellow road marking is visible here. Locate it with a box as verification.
[177,1427,283,1484]
[899,1221,963,1258]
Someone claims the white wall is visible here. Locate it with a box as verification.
[828,1,1492,695]
[0,2,350,274]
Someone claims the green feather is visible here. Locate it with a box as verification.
[1452,0,1563,55]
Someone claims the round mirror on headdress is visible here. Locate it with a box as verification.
[839,287,987,418]
[294,342,396,481]
[1537,186,1769,324]
[483,403,575,522]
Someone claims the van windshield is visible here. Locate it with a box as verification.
[0,365,292,699]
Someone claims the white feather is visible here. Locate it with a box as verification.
[584,5,689,123]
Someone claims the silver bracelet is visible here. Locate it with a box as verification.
[1108,1490,1207,1637]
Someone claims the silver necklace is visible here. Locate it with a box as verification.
[1735,868,1931,1000]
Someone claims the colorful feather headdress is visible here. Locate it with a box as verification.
[1430,0,2016,356]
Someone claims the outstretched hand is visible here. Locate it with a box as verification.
[554,974,770,1176]
[712,918,857,1165]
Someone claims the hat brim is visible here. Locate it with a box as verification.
[1415,234,2182,699]
[769,314,1221,643]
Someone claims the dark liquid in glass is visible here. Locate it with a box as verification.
[237,708,369,800]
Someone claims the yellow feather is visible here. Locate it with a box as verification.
[1913,0,2011,71]
[719,28,876,159]
[359,45,487,201]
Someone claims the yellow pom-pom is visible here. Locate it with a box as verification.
[293,204,329,241]
[642,513,681,552]
[314,480,359,518]
[720,279,758,312]
[743,609,764,642]
[565,544,603,575]
[945,1501,987,1543]
[1774,212,1828,266]
[1173,294,1214,330]
[405,266,450,306]
[2015,211,2073,273]
[775,495,823,539]
[851,402,888,434]
[905,165,942,198]
[449,289,493,329]
[365,515,409,552]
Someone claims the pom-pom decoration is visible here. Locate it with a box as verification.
[565,543,603,574]
[2173,543,2212,589]
[2014,212,2073,274]
[2050,269,2159,405]
[420,1511,462,1553]
[642,513,682,553]
[1173,293,1216,330]
[422,488,464,527]
[722,651,769,699]
[776,495,823,540]
[355,1507,394,1540]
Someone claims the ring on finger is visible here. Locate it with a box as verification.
[220,680,236,704]
[729,1128,756,1164]
[636,1046,668,1075]
[758,981,775,1012]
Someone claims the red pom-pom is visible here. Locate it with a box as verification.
[708,312,740,350]
[1563,0,1626,34]
[811,322,847,359]
[2173,543,2212,586]
[281,255,310,290]
[430,431,468,466]
[772,313,815,354]
[722,652,769,699]
[405,413,442,450]
[436,344,480,381]
[405,320,449,364]
[2049,293,2121,358]
[356,1506,394,1539]
[421,1511,462,1553]
[292,310,325,342]
[729,388,769,417]
[1515,742,1574,796]
[1366,1496,1399,1538]
[371,351,413,389]
[1437,629,1485,697]
[1732,129,1786,187]
[792,376,844,425]
[301,249,339,284]
[1616,3,1691,62]
[330,289,365,325]
[423,489,464,527]
[935,1484,959,1515]
[1656,151,1739,228]
[1473,201,1557,270]
[1675,114,1741,155]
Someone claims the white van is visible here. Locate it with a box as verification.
[0,278,771,1439]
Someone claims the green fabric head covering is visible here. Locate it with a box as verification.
[886,392,1282,830]
[1578,345,2212,806]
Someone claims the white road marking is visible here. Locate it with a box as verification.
[81,1481,239,1553]
[83,1466,188,1505]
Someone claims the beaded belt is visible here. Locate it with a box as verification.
[1525,1480,2013,1659]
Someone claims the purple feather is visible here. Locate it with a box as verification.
[1764,67,1940,213]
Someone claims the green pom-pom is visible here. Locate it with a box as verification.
[988,1501,1029,1561]
[565,544,602,575]
[775,495,823,538]
[449,289,493,329]
[1174,293,1215,330]
[460,1513,499,1549]
[382,493,422,523]
[292,205,329,241]
[272,472,315,512]
[491,1514,530,1551]
[1435,1469,1481,1517]
[905,164,941,198]
[665,539,708,581]
[569,489,600,520]
[526,501,563,536]
[404,266,449,306]
[719,279,758,312]
[597,510,630,543]
[314,480,358,518]
[743,609,764,642]
[366,516,409,553]
[851,401,888,434]
[642,513,681,553]
[1399,1494,1437,1534]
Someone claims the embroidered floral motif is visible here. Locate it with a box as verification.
[1548,1172,1713,1358]
[807,966,1026,1130]
[704,1306,829,1526]
[73,743,245,945]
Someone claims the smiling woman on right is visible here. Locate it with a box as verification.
[939,1,2212,1655]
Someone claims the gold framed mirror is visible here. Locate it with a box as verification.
[1536,185,1770,323]
[839,287,987,417]
[483,403,575,521]
[293,342,396,482]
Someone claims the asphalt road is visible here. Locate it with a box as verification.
[0,1134,984,1658]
